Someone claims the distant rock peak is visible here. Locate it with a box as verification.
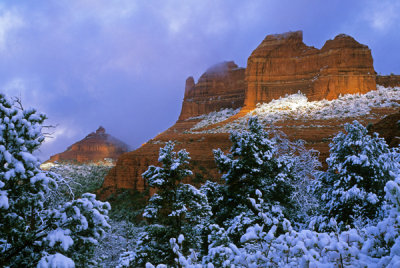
[45,127,129,165]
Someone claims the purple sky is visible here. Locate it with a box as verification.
[0,0,399,161]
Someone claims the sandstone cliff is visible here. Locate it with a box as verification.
[100,31,397,199]
[100,128,231,197]
[179,61,246,120]
[46,126,129,165]
[245,31,375,107]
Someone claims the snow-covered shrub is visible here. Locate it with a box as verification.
[188,108,240,130]
[43,164,112,215]
[48,164,145,266]
[169,235,201,267]
[130,141,211,266]
[236,193,366,267]
[201,86,400,133]
[93,219,141,268]
[143,165,400,267]
[361,176,400,266]
[0,94,110,267]
[312,120,399,231]
[44,193,111,266]
[271,130,321,225]
[48,164,111,198]
[201,224,235,267]
[37,253,75,268]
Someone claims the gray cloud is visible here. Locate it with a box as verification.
[0,0,399,160]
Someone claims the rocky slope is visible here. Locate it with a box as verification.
[44,127,129,167]
[100,31,399,198]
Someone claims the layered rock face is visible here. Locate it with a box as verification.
[245,31,376,107]
[179,61,246,120]
[100,31,395,199]
[377,75,400,88]
[47,127,129,164]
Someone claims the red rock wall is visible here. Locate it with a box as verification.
[100,31,391,199]
[244,31,376,108]
[377,75,400,88]
[178,61,246,120]
[100,125,232,198]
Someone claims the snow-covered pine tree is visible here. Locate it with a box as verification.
[0,94,110,267]
[213,117,295,242]
[134,141,211,266]
[313,120,399,231]
[199,180,224,220]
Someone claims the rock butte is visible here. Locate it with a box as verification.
[245,31,375,107]
[45,126,129,165]
[98,31,400,199]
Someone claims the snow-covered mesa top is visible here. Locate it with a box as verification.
[188,86,400,133]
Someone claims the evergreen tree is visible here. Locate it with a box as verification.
[200,180,224,220]
[134,141,211,266]
[313,120,399,231]
[213,117,295,241]
[0,94,110,267]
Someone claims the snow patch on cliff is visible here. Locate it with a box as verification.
[191,86,400,133]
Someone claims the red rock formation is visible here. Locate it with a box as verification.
[370,111,400,147]
[46,126,129,164]
[100,31,397,199]
[377,75,400,88]
[100,126,231,197]
[100,106,400,198]
[179,61,246,120]
[245,31,376,108]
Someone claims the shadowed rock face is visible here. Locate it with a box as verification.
[47,126,129,164]
[100,31,394,199]
[377,75,400,88]
[179,61,246,120]
[100,128,232,198]
[245,31,376,107]
[370,111,400,148]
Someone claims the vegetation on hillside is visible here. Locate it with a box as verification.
[118,117,400,267]
[4,88,400,267]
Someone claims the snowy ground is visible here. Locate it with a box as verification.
[93,220,143,267]
[186,107,240,130]
[189,86,400,133]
